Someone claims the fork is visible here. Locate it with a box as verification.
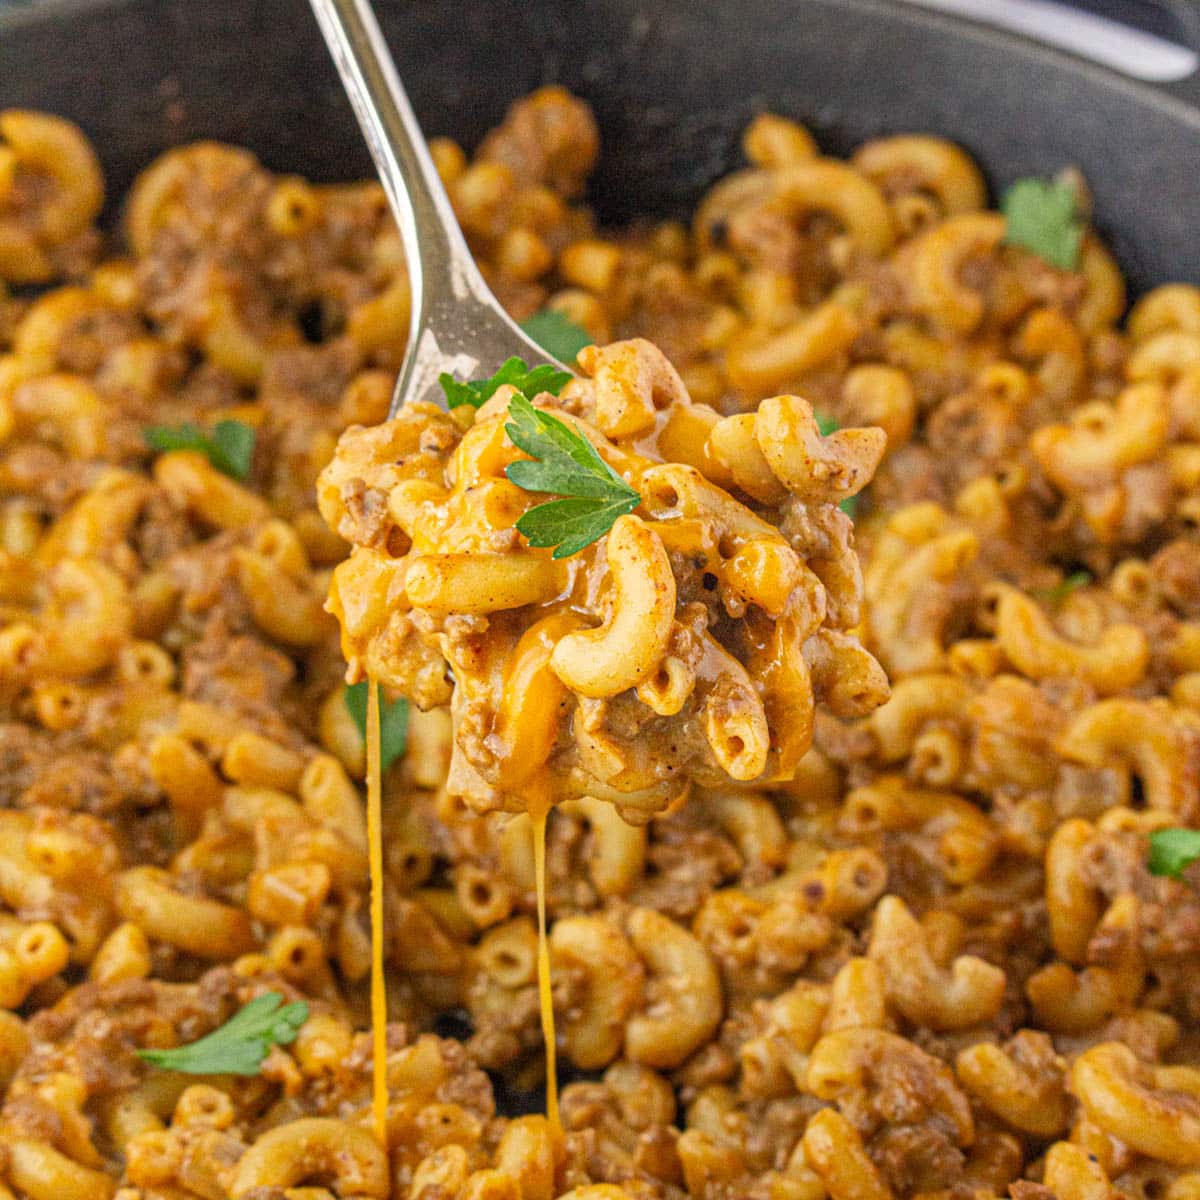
[307,0,567,417]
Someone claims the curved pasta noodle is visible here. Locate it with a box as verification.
[0,91,1196,1200]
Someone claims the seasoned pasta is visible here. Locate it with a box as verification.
[0,85,1197,1200]
[319,336,889,819]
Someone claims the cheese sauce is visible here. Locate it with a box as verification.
[532,798,559,1132]
[366,678,389,1147]
[366,684,561,1147]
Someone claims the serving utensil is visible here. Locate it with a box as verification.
[307,0,565,416]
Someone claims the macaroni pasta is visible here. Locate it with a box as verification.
[0,86,1195,1200]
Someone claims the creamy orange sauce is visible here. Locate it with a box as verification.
[366,678,389,1147]
[366,673,560,1140]
[532,796,559,1133]
[324,370,887,821]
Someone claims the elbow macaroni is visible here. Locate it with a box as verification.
[321,340,888,818]
[0,88,1198,1200]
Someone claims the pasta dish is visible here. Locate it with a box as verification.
[0,85,1197,1200]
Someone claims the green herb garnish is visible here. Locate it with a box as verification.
[1148,828,1200,879]
[520,310,594,363]
[144,419,256,481]
[1001,178,1085,271]
[138,992,308,1076]
[814,411,858,519]
[438,356,571,412]
[1033,570,1092,604]
[504,394,641,559]
[345,681,409,772]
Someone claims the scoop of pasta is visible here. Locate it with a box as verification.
[319,338,889,819]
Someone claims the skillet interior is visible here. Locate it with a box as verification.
[1,0,1199,1128]
[1,0,1199,296]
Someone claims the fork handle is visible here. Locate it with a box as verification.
[308,0,463,276]
[307,0,558,411]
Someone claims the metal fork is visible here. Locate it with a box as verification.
[307,0,566,417]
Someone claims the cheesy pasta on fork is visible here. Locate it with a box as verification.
[319,336,890,819]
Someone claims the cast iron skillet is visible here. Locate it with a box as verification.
[0,0,1199,296]
[0,0,1196,1111]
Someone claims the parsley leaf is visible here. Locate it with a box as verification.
[208,421,257,480]
[520,310,594,363]
[144,419,256,481]
[345,681,409,772]
[814,411,858,519]
[138,992,308,1076]
[515,496,643,561]
[1001,178,1085,271]
[1148,827,1200,879]
[504,394,641,559]
[1033,570,1092,604]
[815,412,839,438]
[439,356,571,411]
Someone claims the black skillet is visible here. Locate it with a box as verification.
[0,0,1197,1109]
[0,0,1199,297]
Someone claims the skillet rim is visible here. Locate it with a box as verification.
[1,0,1198,135]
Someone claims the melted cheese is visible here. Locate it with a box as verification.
[366,680,560,1142]
[366,678,388,1146]
[532,797,559,1132]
